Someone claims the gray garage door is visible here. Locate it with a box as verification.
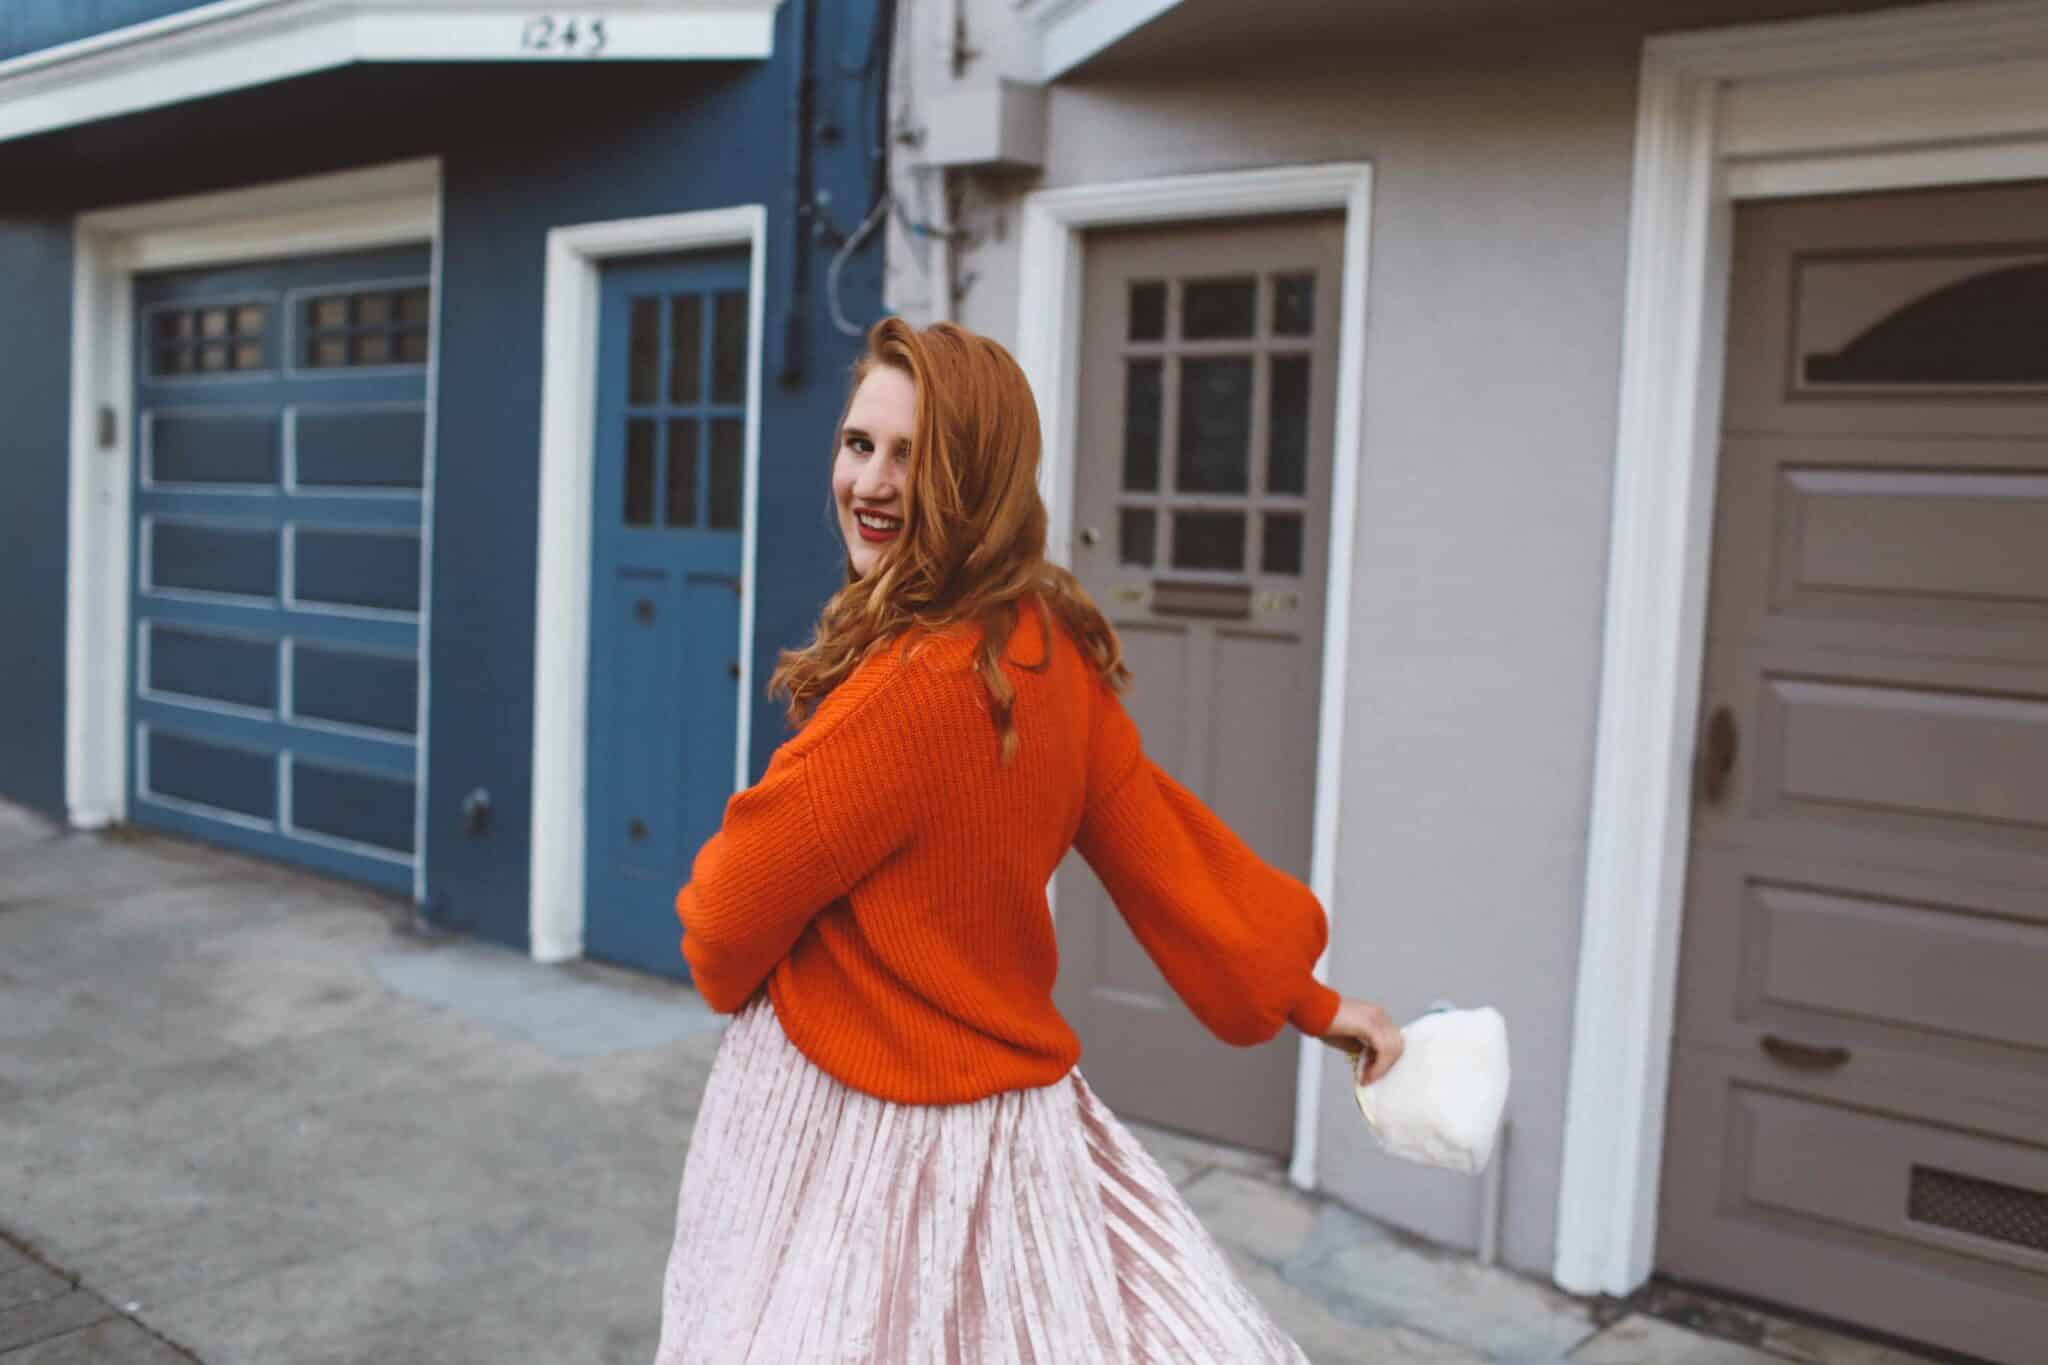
[1660,182,2048,1364]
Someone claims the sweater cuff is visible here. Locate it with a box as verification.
[1290,978,1342,1039]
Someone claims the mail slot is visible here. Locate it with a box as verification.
[1151,579,1252,619]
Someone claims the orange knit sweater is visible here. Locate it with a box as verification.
[674,616,1342,1105]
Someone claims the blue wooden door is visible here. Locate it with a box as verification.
[129,245,432,895]
[584,253,751,979]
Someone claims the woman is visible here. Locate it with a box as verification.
[656,319,1402,1364]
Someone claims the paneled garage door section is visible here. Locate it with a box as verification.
[129,245,433,894]
[1659,182,2048,1365]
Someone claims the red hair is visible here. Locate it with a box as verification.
[770,318,1128,758]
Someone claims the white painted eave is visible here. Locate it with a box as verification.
[0,0,784,145]
[1024,0,1184,81]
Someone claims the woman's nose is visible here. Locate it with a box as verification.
[853,459,899,501]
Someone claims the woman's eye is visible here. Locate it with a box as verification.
[847,436,873,455]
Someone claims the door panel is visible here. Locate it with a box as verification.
[1661,182,2048,1364]
[128,246,431,894]
[1053,216,1343,1154]
[583,253,750,980]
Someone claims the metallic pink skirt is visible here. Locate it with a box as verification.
[655,996,1310,1364]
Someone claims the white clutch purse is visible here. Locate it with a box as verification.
[1351,1005,1510,1175]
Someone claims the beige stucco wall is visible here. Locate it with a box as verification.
[885,3,1854,1277]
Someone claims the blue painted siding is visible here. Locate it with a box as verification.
[0,216,72,816]
[426,4,882,950]
[1,1,220,62]
[0,3,886,953]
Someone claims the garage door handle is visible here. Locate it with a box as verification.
[1698,705,1738,805]
[1760,1034,1850,1072]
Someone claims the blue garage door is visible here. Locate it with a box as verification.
[129,245,432,894]
[583,252,750,978]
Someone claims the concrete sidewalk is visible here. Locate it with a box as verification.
[0,804,1933,1364]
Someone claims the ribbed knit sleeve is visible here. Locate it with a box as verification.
[1075,687,1342,1045]
[676,653,920,1013]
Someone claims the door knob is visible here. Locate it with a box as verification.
[635,598,655,623]
[1698,704,1738,805]
[1079,527,1101,547]
[628,817,647,841]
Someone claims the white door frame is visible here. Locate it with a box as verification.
[1555,0,2048,1298]
[65,158,443,899]
[1015,162,1373,1190]
[527,206,768,964]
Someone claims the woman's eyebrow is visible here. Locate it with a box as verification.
[841,424,869,442]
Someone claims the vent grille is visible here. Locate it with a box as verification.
[1909,1166,2048,1254]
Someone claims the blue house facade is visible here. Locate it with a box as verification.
[0,0,887,978]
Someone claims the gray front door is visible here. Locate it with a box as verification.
[1660,182,2048,1363]
[1054,216,1343,1153]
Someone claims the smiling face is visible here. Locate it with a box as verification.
[832,364,917,578]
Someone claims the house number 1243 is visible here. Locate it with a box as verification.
[520,15,610,55]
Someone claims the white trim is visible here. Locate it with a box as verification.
[528,205,768,965]
[1555,0,2048,1300]
[413,202,448,903]
[1024,0,1184,80]
[0,0,784,145]
[64,161,441,842]
[1015,163,1373,1191]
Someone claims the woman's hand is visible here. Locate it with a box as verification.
[1319,997,1404,1084]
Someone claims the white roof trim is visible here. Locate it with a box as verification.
[1022,0,1183,81]
[0,0,784,145]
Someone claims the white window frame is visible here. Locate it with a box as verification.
[527,206,768,964]
[66,158,443,905]
[1555,0,2048,1298]
[1015,163,1373,1190]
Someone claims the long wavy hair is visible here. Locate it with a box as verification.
[769,318,1129,759]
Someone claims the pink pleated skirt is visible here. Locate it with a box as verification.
[655,995,1310,1364]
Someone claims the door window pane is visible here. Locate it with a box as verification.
[1182,277,1255,339]
[1263,512,1303,575]
[1177,357,1252,493]
[712,292,748,404]
[1797,255,2048,386]
[1172,511,1245,570]
[234,304,267,336]
[628,297,660,404]
[1119,507,1156,566]
[299,286,431,371]
[1128,282,1166,342]
[1272,273,1315,336]
[1123,359,1161,492]
[708,419,744,529]
[200,308,230,338]
[1267,355,1309,495]
[669,295,703,403]
[665,419,698,526]
[624,418,655,525]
